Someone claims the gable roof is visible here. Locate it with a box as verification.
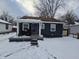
[20,16,60,22]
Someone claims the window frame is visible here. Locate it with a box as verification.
[42,24,45,29]
[22,23,29,31]
[50,24,56,32]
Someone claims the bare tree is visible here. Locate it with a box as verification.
[0,11,8,21]
[61,10,78,35]
[34,0,64,18]
[61,10,78,24]
[0,11,14,23]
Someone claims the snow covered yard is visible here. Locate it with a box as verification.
[0,33,16,41]
[0,33,79,59]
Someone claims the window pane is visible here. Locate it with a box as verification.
[42,24,45,29]
[50,24,56,32]
[22,23,29,31]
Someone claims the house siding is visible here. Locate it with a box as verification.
[55,24,63,37]
[18,23,39,36]
[70,25,79,34]
[41,23,51,37]
[18,22,63,38]
[0,23,12,33]
[41,23,63,38]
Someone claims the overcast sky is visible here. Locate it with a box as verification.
[0,0,30,17]
[0,0,79,17]
[17,0,79,17]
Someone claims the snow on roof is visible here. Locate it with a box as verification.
[0,19,11,24]
[16,19,42,23]
[75,22,79,25]
[69,22,79,27]
[15,19,63,24]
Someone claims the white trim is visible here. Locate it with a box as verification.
[15,19,64,24]
[39,23,43,37]
[42,21,64,24]
[17,22,19,36]
[16,19,42,23]
[42,24,45,29]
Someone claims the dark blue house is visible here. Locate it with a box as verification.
[16,19,63,38]
[41,21,63,38]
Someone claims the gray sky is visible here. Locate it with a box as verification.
[0,0,30,17]
[0,0,79,17]
[17,0,79,17]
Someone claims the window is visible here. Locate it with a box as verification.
[42,24,45,29]
[50,24,56,32]
[22,23,29,31]
[6,24,8,29]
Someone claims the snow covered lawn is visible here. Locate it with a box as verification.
[0,33,79,59]
[0,33,16,41]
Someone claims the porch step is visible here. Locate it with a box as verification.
[31,39,38,46]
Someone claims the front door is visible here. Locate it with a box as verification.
[31,23,39,35]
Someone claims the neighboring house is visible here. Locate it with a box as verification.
[63,21,79,36]
[0,19,12,34]
[16,19,63,38]
[70,22,79,34]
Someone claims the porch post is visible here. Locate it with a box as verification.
[39,23,43,37]
[17,22,19,36]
